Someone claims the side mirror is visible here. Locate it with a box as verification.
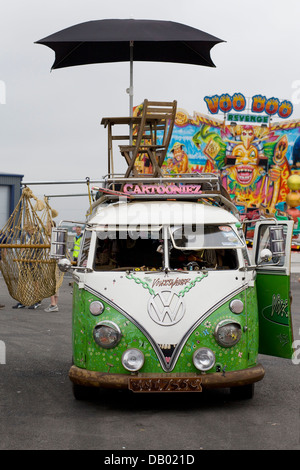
[57,257,92,273]
[269,225,285,256]
[50,228,68,259]
[58,257,72,272]
[260,248,272,262]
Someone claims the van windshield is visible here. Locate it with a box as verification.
[170,224,244,249]
[93,226,239,272]
[169,224,241,271]
[94,229,163,271]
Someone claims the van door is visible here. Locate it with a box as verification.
[252,220,294,358]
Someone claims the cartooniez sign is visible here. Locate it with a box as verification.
[133,93,300,218]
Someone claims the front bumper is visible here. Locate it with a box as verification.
[69,364,265,391]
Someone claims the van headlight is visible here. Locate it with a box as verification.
[193,348,215,371]
[122,349,145,372]
[214,320,242,347]
[93,321,122,349]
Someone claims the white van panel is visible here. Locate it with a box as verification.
[85,270,246,345]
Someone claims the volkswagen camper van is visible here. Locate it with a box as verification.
[51,174,295,399]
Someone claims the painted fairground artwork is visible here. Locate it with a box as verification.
[133,94,300,229]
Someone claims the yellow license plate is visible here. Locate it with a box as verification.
[129,377,202,393]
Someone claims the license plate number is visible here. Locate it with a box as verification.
[129,377,202,393]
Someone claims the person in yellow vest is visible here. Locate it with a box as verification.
[72,226,83,265]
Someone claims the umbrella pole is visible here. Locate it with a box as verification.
[129,41,134,144]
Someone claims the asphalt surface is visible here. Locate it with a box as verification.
[0,267,299,451]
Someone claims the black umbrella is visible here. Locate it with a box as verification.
[36,19,224,114]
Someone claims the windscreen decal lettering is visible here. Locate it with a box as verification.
[152,278,192,289]
[125,272,208,298]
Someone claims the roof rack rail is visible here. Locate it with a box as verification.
[90,173,240,219]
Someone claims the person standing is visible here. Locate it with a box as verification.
[44,291,59,312]
[72,226,83,265]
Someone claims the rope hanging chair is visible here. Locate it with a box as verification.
[0,187,65,306]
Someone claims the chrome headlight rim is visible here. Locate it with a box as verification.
[122,348,145,372]
[89,300,105,316]
[214,320,242,348]
[193,347,215,372]
[93,321,122,349]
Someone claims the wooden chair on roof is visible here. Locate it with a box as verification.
[119,100,177,178]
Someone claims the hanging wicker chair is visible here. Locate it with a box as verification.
[0,187,65,306]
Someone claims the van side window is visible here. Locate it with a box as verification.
[255,224,286,266]
[94,238,118,270]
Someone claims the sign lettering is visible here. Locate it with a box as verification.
[204,92,293,119]
[123,184,202,195]
[262,294,289,326]
[271,294,288,319]
[227,113,269,124]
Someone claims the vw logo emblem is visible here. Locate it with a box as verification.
[148,290,186,326]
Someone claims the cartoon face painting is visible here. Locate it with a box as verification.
[226,127,263,187]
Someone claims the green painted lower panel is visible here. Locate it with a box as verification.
[72,283,88,367]
[72,284,259,375]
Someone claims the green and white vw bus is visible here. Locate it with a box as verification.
[51,174,295,399]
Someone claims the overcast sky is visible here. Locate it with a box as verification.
[1,0,300,222]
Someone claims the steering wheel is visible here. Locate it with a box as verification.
[186,261,200,271]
